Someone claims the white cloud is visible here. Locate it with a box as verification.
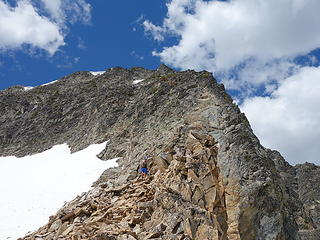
[222,59,299,92]
[0,1,64,55]
[40,0,62,22]
[241,66,320,165]
[145,0,320,86]
[0,0,91,55]
[39,0,91,25]
[143,20,165,41]
[60,0,91,24]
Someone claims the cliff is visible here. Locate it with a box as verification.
[0,65,319,239]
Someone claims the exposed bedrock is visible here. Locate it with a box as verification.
[1,65,317,239]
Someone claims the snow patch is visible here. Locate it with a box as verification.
[41,80,58,86]
[24,86,34,91]
[0,142,118,240]
[133,79,145,84]
[22,79,57,90]
[90,71,105,76]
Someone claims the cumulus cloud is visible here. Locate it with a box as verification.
[222,59,299,93]
[145,0,320,87]
[0,0,91,55]
[0,1,64,55]
[241,66,320,165]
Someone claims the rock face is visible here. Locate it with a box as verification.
[295,163,320,239]
[270,151,320,239]
[1,65,319,239]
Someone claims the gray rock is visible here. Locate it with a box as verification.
[2,65,318,239]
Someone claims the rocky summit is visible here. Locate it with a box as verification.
[1,65,319,240]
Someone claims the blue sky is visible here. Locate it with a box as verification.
[0,0,320,165]
[0,0,168,88]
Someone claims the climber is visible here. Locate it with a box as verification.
[139,155,149,178]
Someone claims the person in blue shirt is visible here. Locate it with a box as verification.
[140,155,149,178]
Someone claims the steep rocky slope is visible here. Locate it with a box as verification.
[1,65,319,239]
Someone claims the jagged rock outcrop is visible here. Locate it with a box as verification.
[1,65,319,239]
[19,126,292,240]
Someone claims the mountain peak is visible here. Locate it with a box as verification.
[1,66,318,240]
[156,64,175,74]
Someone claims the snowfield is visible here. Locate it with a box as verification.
[0,142,118,240]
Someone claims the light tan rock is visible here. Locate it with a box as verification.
[205,187,217,211]
[187,169,199,183]
[61,225,73,236]
[183,218,197,239]
[196,224,218,240]
[153,156,169,172]
[202,174,215,190]
[48,219,62,232]
[56,222,69,235]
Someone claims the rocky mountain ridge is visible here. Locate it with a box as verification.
[1,65,319,239]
